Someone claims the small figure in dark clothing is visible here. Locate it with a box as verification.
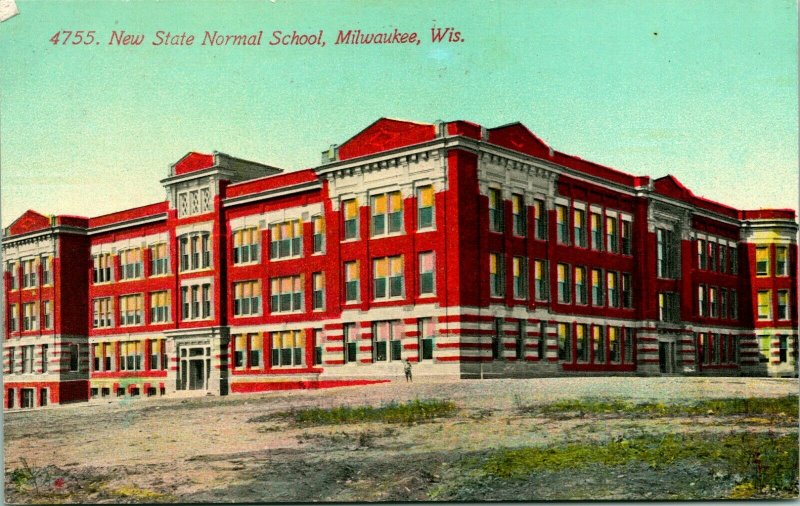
[404,359,413,382]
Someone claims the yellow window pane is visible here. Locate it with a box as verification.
[281,277,292,292]
[243,283,251,298]
[419,186,433,207]
[389,192,402,211]
[512,195,521,214]
[295,330,305,347]
[490,254,497,274]
[375,258,388,277]
[271,225,281,241]
[235,284,243,298]
[272,332,282,348]
[390,256,403,275]
[513,258,521,276]
[344,199,358,219]
[314,216,325,233]
[253,281,261,296]
[271,278,280,293]
[293,220,302,237]
[373,194,387,214]
[347,262,359,279]
[251,334,262,351]
[236,334,247,349]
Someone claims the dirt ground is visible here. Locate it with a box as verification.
[4,376,799,503]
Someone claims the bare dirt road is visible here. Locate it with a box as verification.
[4,377,799,502]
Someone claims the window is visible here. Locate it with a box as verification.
[593,326,605,364]
[180,283,212,320]
[93,254,113,283]
[757,290,771,320]
[624,328,635,363]
[755,246,769,276]
[730,290,738,319]
[373,256,404,299]
[516,321,525,359]
[150,291,171,323]
[492,318,502,359]
[607,271,619,308]
[574,267,587,305]
[150,243,170,275]
[6,389,13,408]
[313,329,323,366]
[557,263,571,303]
[697,239,707,270]
[488,188,504,232]
[657,228,677,278]
[119,294,144,326]
[719,245,727,274]
[698,285,707,317]
[41,344,48,373]
[512,194,526,236]
[40,256,52,285]
[419,252,435,295]
[21,345,34,373]
[534,260,549,301]
[418,318,435,360]
[233,335,247,368]
[573,208,586,247]
[8,305,18,332]
[621,273,633,309]
[120,341,143,371]
[590,212,603,250]
[373,320,404,362]
[371,191,404,236]
[417,186,435,230]
[576,323,589,362]
[93,298,113,328]
[312,215,325,253]
[591,269,604,306]
[271,330,305,367]
[7,348,14,374]
[557,323,571,361]
[709,243,718,272]
[22,302,38,331]
[609,327,621,363]
[7,261,18,289]
[343,323,357,363]
[21,259,37,288]
[149,339,167,371]
[533,199,547,240]
[202,284,212,318]
[621,219,632,255]
[779,335,788,363]
[43,301,52,330]
[312,273,325,310]
[270,220,302,259]
[344,261,360,302]
[179,232,212,271]
[731,335,739,364]
[232,228,260,264]
[101,343,113,371]
[730,246,738,274]
[757,335,770,364]
[489,253,504,298]
[342,199,359,240]
[720,288,728,319]
[119,249,144,280]
[605,216,618,253]
[270,276,303,313]
[556,205,569,244]
[248,334,263,368]
[659,292,680,322]
[709,287,718,318]
[512,257,528,299]
[233,280,262,317]
[538,322,547,360]
[776,246,788,276]
[777,290,790,320]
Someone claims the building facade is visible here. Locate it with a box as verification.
[3,118,797,409]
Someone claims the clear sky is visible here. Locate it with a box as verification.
[0,0,797,226]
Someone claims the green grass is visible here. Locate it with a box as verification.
[481,431,799,497]
[252,399,457,426]
[522,395,798,419]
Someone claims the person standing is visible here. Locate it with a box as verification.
[404,359,412,382]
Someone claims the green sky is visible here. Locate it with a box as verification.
[0,0,797,225]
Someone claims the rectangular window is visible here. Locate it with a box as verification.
[249,333,262,368]
[179,236,189,271]
[342,199,359,240]
[621,273,633,309]
[574,266,587,305]
[92,253,113,283]
[490,253,504,298]
[533,199,547,240]
[593,326,606,364]
[149,339,167,371]
[179,233,212,271]
[621,219,632,255]
[624,328,635,363]
[609,327,621,363]
[271,330,305,367]
[776,246,788,276]
[93,297,113,328]
[373,256,404,299]
[43,301,52,330]
[576,323,589,362]
[418,318,435,360]
[8,304,18,332]
[698,285,707,317]
[488,188,504,233]
[557,323,571,362]
[591,212,603,250]
[119,341,143,371]
[344,261,359,302]
[40,256,53,285]
[418,252,435,295]
[232,227,260,264]
[512,194,526,236]
[22,302,38,331]
[755,246,769,276]
[343,323,357,363]
[22,345,34,373]
[777,290,790,320]
[658,292,679,322]
[605,216,618,253]
[180,283,212,320]
[719,245,727,274]
[372,320,404,362]
[233,280,262,317]
[7,261,18,290]
[657,228,677,278]
[119,294,144,326]
[119,248,144,280]
[709,287,718,318]
[730,290,738,319]
[312,273,325,310]
[313,329,323,366]
[512,256,528,299]
[270,276,303,313]
[591,269,604,306]
[573,208,586,247]
[270,220,302,260]
[371,191,403,236]
[698,239,707,270]
[150,243,170,275]
[417,186,435,230]
[556,205,569,244]
[607,271,619,308]
[534,260,549,301]
[7,348,14,374]
[312,215,325,253]
[720,288,728,319]
[21,259,38,288]
[730,246,738,274]
[149,291,171,323]
[557,263,571,304]
[708,242,717,272]
[41,344,48,373]
[757,290,771,320]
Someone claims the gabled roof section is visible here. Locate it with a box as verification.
[173,152,216,175]
[6,210,52,236]
[337,118,438,161]
[654,175,738,218]
[487,122,551,159]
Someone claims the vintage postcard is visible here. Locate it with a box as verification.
[1,0,798,503]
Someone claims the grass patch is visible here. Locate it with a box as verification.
[481,431,798,497]
[522,395,798,419]
[252,399,457,426]
[106,485,176,502]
